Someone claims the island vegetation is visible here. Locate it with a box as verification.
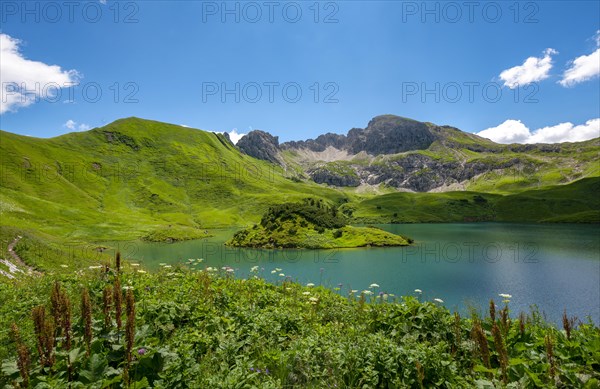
[226,199,412,249]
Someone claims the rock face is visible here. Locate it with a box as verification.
[346,115,436,154]
[234,114,596,192]
[236,130,281,165]
[281,115,435,154]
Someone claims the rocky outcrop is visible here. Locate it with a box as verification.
[234,114,596,192]
[308,166,361,187]
[236,130,282,165]
[281,115,436,155]
[346,115,436,154]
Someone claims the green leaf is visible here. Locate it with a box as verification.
[79,354,108,384]
[131,377,150,388]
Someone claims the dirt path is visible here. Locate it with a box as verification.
[4,236,41,276]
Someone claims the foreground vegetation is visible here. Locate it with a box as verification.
[1,263,598,388]
[227,199,412,249]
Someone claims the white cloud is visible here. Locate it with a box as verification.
[0,33,79,114]
[477,120,532,143]
[559,31,600,87]
[499,48,557,89]
[213,129,246,144]
[477,118,600,144]
[99,0,107,4]
[228,129,246,144]
[64,120,90,132]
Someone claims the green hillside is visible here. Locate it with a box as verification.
[0,118,346,243]
[351,177,600,223]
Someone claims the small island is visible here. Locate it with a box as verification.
[226,199,413,249]
[141,225,213,243]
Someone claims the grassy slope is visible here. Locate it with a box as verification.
[0,118,346,243]
[352,177,600,223]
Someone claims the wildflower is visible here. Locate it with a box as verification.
[115,251,121,272]
[434,298,444,303]
[114,278,123,330]
[275,268,282,272]
[137,270,147,274]
[159,263,167,266]
[88,265,102,270]
[308,297,319,304]
[414,289,422,293]
[131,263,140,267]
[285,287,291,291]
[81,289,93,355]
[123,286,134,290]
[197,258,204,262]
[302,291,311,295]
[382,294,389,301]
[250,367,255,372]
[369,283,379,288]
[102,286,112,330]
[163,265,172,268]
[363,290,373,295]
[60,264,68,268]
[271,270,277,274]
[306,283,315,287]
[137,348,146,355]
[278,273,285,277]
[226,268,234,273]
[250,266,259,272]
[498,293,512,299]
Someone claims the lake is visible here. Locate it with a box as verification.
[111,223,600,324]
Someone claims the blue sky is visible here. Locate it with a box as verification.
[1,0,599,143]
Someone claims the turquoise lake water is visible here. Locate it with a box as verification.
[109,223,600,324]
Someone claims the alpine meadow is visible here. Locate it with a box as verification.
[1,1,599,388]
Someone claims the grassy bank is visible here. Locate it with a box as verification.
[1,267,598,388]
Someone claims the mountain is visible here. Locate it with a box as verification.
[238,115,600,193]
[0,116,598,267]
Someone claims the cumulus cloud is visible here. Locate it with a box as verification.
[477,120,532,143]
[212,129,247,144]
[559,31,600,87]
[477,118,600,144]
[1,33,79,114]
[228,129,246,144]
[499,48,557,89]
[64,120,90,132]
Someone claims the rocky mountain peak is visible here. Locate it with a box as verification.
[236,130,282,164]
